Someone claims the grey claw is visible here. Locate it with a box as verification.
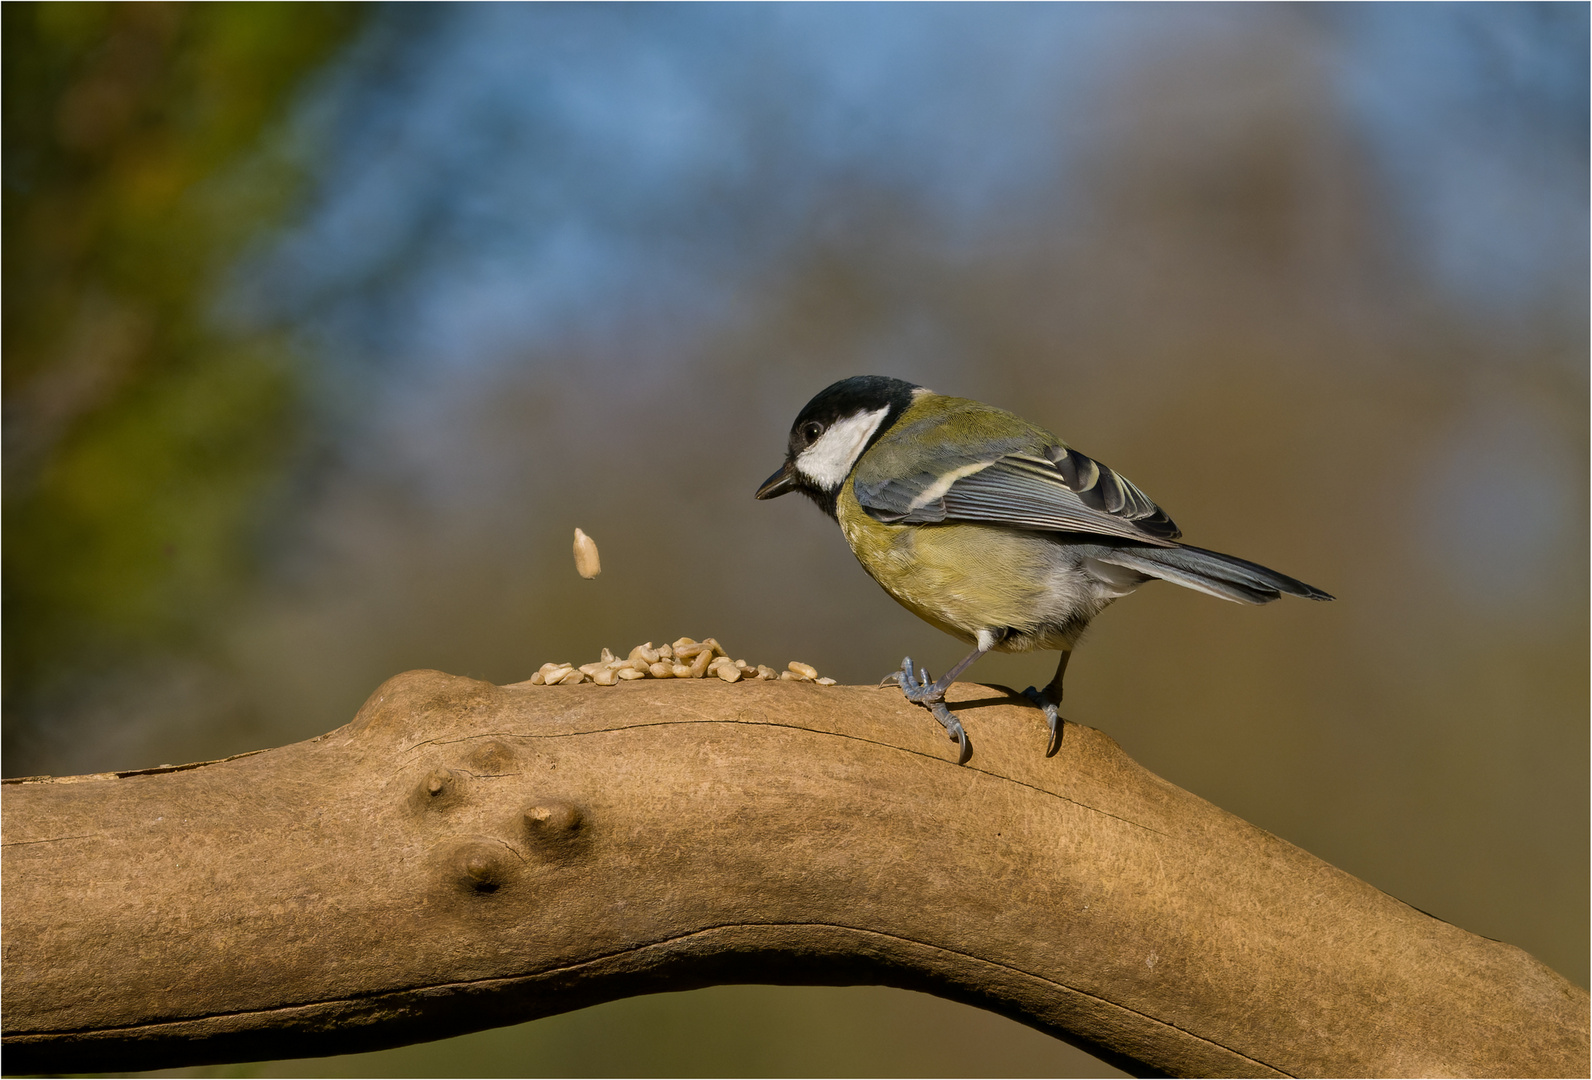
[929,701,972,765]
[1022,686,1064,757]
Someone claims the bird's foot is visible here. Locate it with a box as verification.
[1022,685,1063,757]
[885,657,971,765]
[888,656,942,704]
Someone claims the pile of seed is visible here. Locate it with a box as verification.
[525,638,837,687]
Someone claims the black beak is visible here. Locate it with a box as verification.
[755,461,799,499]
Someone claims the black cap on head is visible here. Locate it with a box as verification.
[756,376,921,514]
[785,376,921,458]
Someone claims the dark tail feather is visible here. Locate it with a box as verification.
[1097,543,1334,605]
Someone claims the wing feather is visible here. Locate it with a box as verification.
[855,448,1180,543]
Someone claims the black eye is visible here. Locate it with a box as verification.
[801,421,824,444]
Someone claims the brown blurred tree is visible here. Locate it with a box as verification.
[2,2,361,754]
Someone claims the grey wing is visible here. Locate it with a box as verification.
[854,446,1181,544]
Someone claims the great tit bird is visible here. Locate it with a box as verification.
[755,375,1332,764]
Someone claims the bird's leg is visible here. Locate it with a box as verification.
[883,643,991,766]
[1022,650,1071,757]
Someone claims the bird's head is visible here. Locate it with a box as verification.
[755,375,921,516]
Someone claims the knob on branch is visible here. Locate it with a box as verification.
[2,672,1585,1076]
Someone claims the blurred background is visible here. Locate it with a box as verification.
[4,3,1586,1076]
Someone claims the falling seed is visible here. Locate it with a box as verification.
[787,661,819,681]
[573,528,601,579]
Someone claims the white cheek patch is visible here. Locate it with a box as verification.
[795,405,891,490]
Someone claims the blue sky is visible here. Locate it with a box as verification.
[230,4,1586,375]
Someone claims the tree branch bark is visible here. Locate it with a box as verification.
[3,671,1586,1077]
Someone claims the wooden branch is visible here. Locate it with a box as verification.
[3,671,1586,1077]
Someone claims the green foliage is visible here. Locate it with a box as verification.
[3,3,361,703]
